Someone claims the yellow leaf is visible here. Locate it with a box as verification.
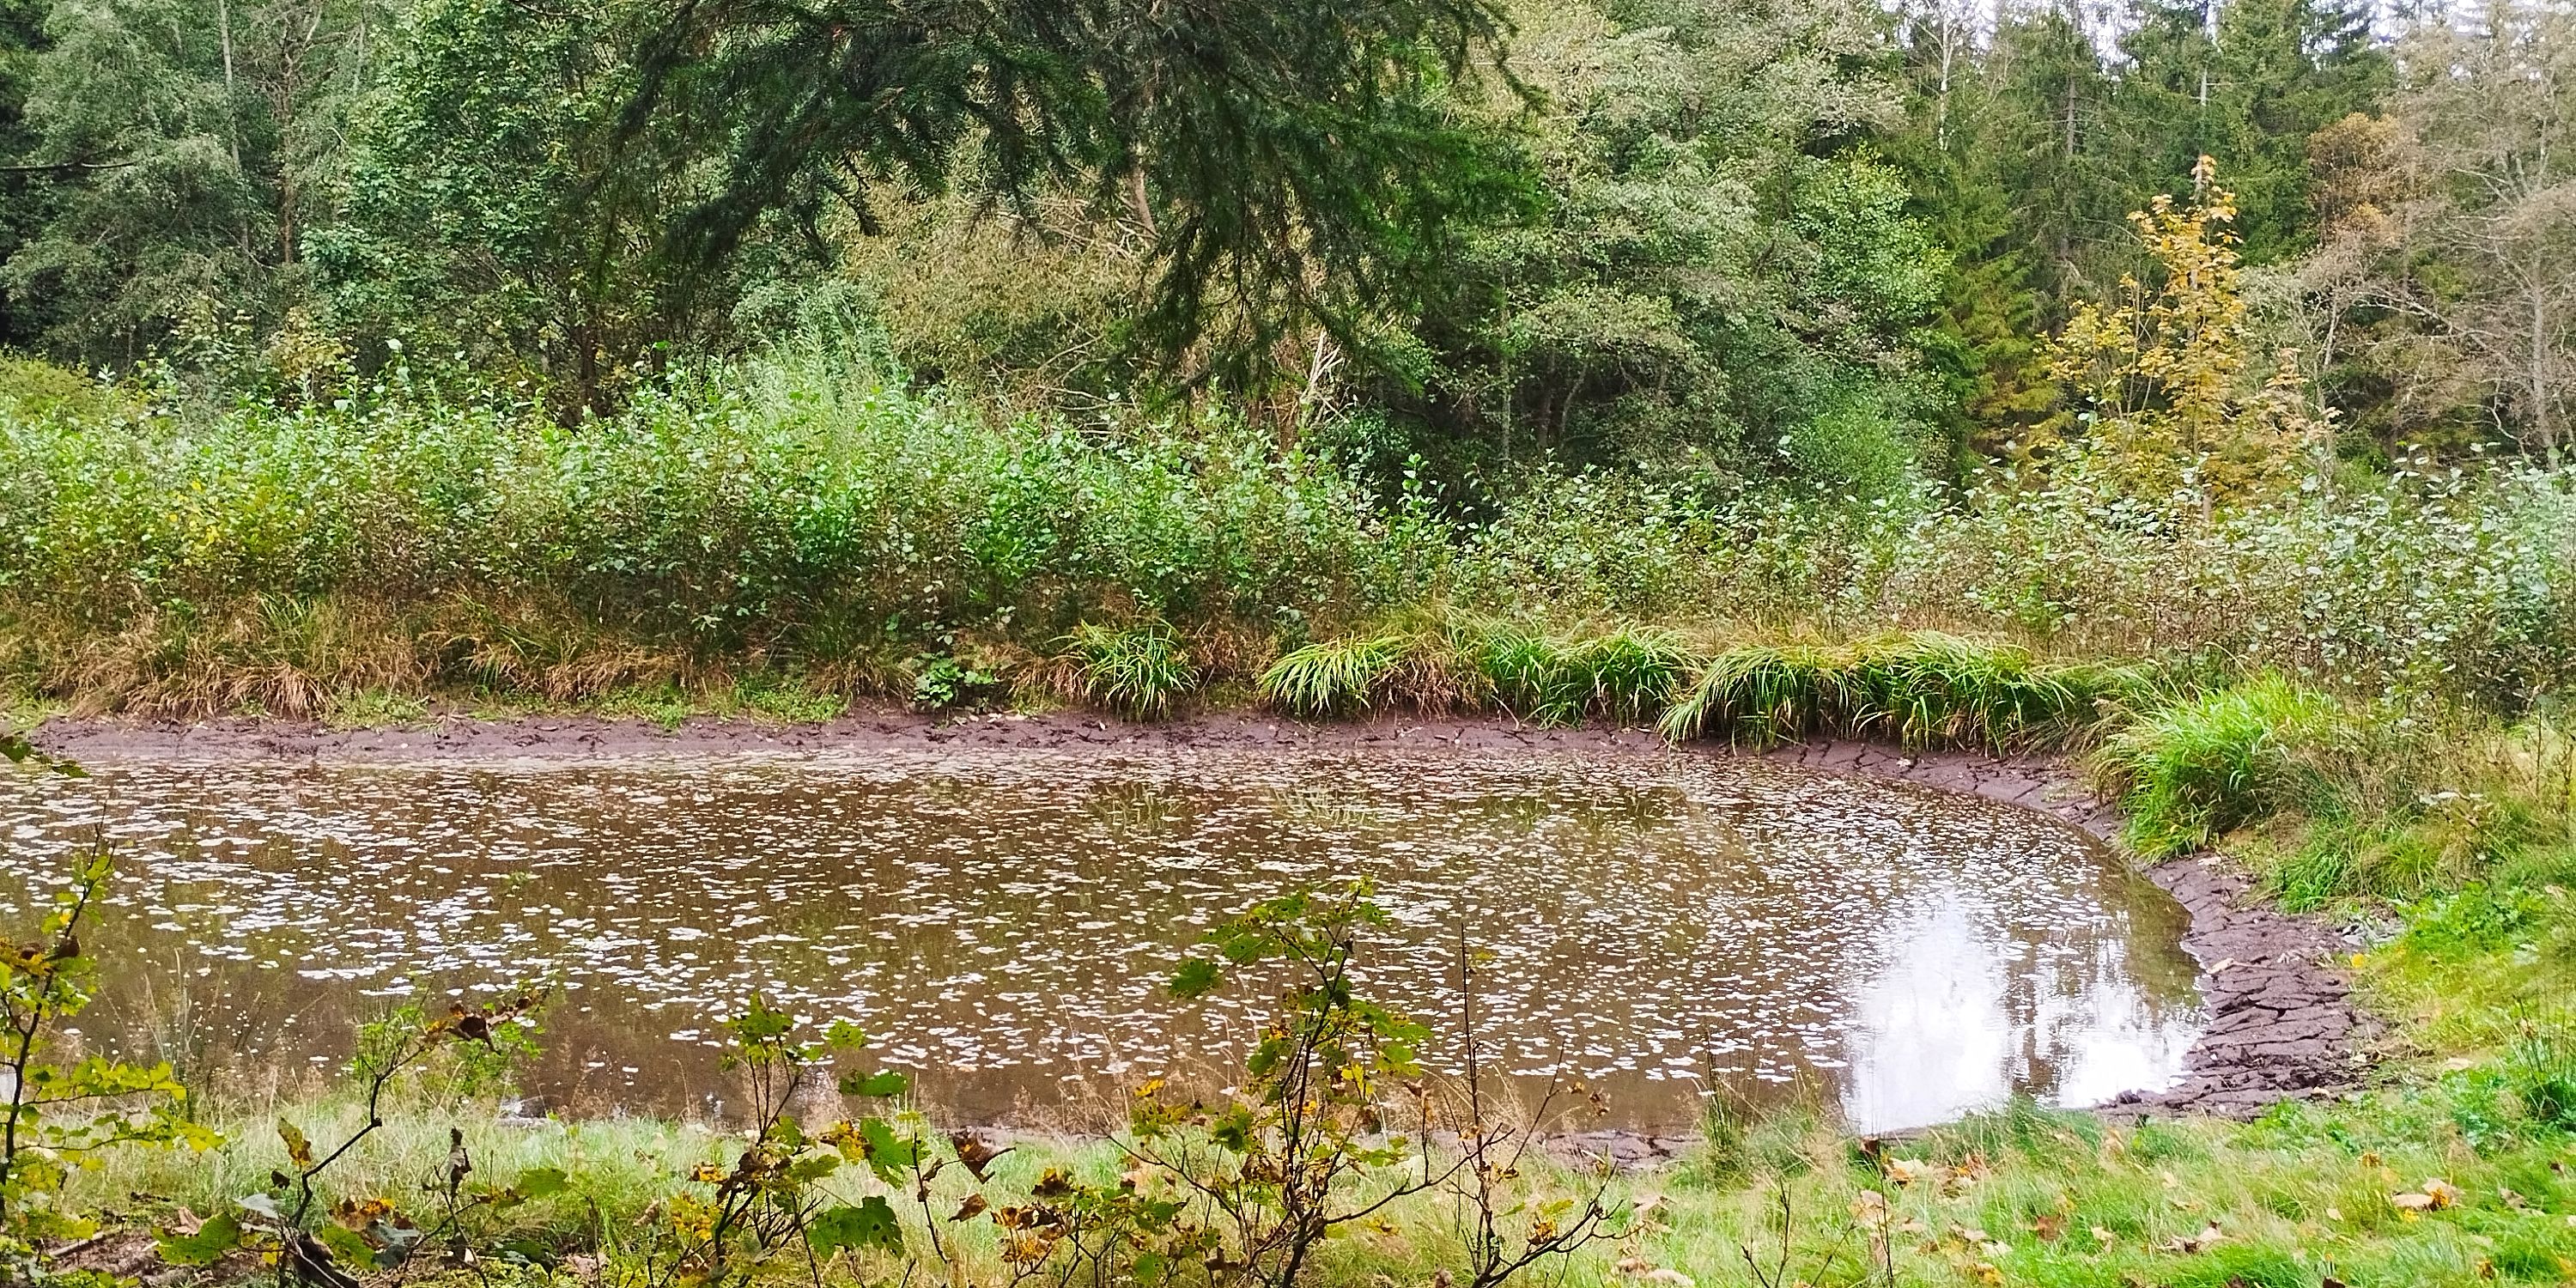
[278,1120,315,1172]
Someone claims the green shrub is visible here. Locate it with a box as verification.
[1061,622,1197,720]
[2093,676,2341,858]
[907,653,1001,711]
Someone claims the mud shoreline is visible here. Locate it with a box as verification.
[23,708,2371,1159]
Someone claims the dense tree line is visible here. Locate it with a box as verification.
[1,0,2570,484]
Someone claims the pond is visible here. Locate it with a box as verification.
[0,745,2203,1133]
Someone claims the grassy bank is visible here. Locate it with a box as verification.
[49,1082,2576,1288]
[6,354,2575,720]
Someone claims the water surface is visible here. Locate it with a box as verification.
[0,748,2202,1132]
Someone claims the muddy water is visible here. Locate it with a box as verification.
[0,748,2202,1133]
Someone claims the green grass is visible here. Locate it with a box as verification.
[63,1071,2576,1288]
[2093,675,2341,859]
[1462,624,1692,726]
[1656,632,2155,750]
[319,687,432,728]
[1257,635,1414,715]
[1060,622,1198,719]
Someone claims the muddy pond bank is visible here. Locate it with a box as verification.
[18,708,2367,1148]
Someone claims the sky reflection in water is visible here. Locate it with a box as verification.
[0,747,2202,1131]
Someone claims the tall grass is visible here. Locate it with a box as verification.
[1257,635,1414,716]
[10,352,2576,719]
[0,352,1424,713]
[1657,633,2154,751]
[2091,675,2341,859]
[1461,624,1692,726]
[1059,622,1198,719]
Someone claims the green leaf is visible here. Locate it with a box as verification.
[1169,957,1222,999]
[808,1197,902,1255]
[316,1224,377,1268]
[155,1212,244,1267]
[512,1166,568,1200]
[858,1117,919,1184]
[841,1069,910,1098]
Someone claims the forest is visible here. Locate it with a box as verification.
[7,0,2576,1286]
[1,0,2564,469]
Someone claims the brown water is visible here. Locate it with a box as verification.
[0,748,2202,1132]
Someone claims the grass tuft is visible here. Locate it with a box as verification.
[1060,622,1197,720]
[1257,635,1414,716]
[2092,674,2340,858]
[1659,631,2152,750]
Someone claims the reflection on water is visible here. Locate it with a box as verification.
[0,748,2202,1132]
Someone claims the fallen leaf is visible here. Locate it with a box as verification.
[2159,1222,2224,1255]
[2500,1188,2528,1211]
[1886,1157,1932,1188]
[2423,1178,2464,1208]
[1612,1258,1691,1288]
[2391,1193,2437,1212]
[1850,1190,1890,1228]
[2090,1225,2117,1244]
[2324,1206,2342,1221]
